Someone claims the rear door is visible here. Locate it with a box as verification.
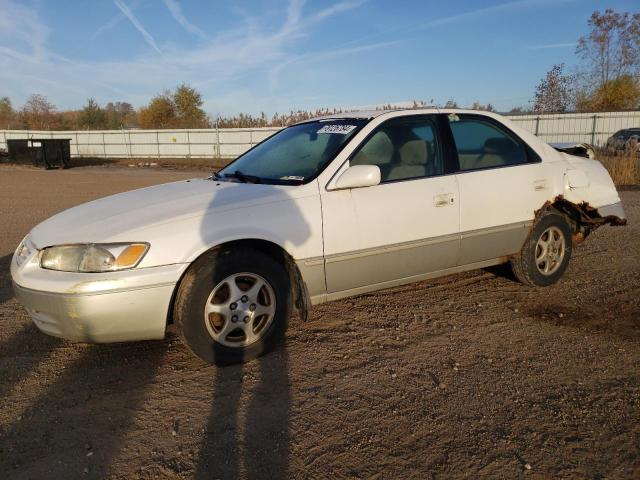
[445,113,554,265]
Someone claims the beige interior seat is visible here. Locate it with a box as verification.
[386,140,428,181]
[351,132,394,168]
[473,137,515,169]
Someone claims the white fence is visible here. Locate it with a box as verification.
[0,127,281,159]
[508,110,640,146]
[1,111,639,159]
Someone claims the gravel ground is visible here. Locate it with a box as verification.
[0,165,638,479]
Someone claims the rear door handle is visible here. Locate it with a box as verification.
[434,193,455,207]
[533,179,548,191]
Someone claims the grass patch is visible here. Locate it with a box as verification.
[597,150,639,186]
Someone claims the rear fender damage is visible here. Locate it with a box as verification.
[537,195,627,244]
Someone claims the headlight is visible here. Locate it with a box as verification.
[40,243,149,273]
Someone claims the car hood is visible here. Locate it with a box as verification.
[29,178,296,248]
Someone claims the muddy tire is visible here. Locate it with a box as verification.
[511,212,573,287]
[174,248,291,365]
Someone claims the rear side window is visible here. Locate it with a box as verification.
[448,115,528,171]
[350,115,443,182]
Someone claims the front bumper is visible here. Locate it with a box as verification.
[11,251,188,343]
[13,282,176,343]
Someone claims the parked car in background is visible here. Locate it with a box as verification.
[606,128,640,153]
[11,109,627,365]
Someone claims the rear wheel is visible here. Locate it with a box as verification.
[511,213,572,287]
[175,248,291,365]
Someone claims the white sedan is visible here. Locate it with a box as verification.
[11,109,626,365]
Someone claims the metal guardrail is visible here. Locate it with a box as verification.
[1,111,639,159]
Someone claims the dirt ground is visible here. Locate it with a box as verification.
[0,165,638,480]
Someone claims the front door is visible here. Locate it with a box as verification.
[320,114,460,296]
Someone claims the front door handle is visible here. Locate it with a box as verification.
[434,193,455,207]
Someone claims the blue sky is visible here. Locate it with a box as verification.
[0,0,636,115]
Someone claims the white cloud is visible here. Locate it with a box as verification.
[0,0,375,113]
[162,0,207,40]
[268,40,400,90]
[113,0,162,54]
[0,0,49,60]
[526,42,577,50]
[422,0,577,28]
[91,0,144,41]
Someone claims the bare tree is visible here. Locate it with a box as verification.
[534,64,573,113]
[470,101,494,112]
[104,102,137,129]
[577,9,640,86]
[20,94,58,129]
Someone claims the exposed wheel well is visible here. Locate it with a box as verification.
[166,239,311,326]
[542,196,623,244]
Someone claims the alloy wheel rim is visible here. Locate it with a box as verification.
[535,226,566,276]
[203,272,276,348]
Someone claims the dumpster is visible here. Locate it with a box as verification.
[7,139,29,161]
[7,138,71,168]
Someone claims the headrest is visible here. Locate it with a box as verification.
[352,132,393,166]
[484,137,515,153]
[399,140,428,166]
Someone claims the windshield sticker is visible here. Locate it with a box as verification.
[317,124,357,135]
[280,175,305,181]
[448,113,460,123]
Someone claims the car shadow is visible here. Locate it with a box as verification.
[0,324,62,401]
[195,343,290,479]
[193,179,310,478]
[483,263,518,283]
[0,340,168,479]
[1,253,15,305]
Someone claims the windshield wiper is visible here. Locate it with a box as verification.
[211,171,222,181]
[224,170,263,184]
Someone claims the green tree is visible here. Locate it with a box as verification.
[576,75,640,111]
[138,92,176,129]
[173,84,208,128]
[0,97,15,128]
[104,102,137,129]
[78,98,107,129]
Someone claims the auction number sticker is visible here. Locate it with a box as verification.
[317,124,357,135]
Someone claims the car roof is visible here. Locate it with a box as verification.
[293,108,517,128]
[296,109,400,124]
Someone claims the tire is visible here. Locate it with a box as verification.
[174,247,291,365]
[511,212,572,287]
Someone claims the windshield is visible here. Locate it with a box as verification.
[218,119,367,184]
[620,130,640,139]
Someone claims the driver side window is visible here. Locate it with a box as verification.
[350,116,443,182]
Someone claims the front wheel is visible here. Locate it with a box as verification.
[174,248,291,365]
[511,212,573,287]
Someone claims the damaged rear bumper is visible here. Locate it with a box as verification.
[597,201,626,222]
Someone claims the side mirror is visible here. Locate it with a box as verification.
[333,165,381,190]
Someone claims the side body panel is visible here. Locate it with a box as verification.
[455,162,560,264]
[321,176,460,293]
